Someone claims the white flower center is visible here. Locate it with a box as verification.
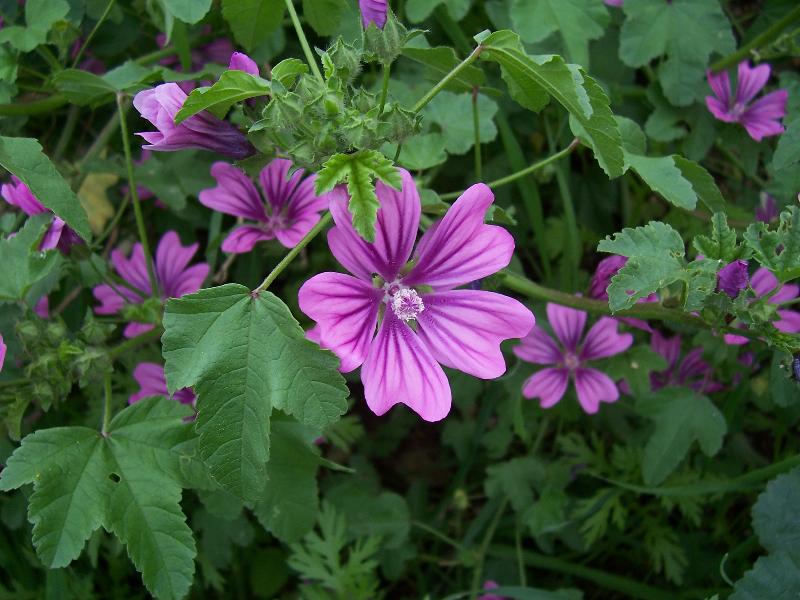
[563,352,580,371]
[384,282,425,322]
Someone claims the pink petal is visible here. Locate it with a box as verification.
[776,310,800,335]
[651,330,681,369]
[742,116,785,142]
[199,162,267,221]
[723,330,749,346]
[129,362,169,403]
[514,327,562,365]
[741,89,788,140]
[736,62,770,106]
[155,231,208,297]
[39,218,65,251]
[328,168,419,282]
[522,368,569,409]
[415,290,535,379]
[705,96,736,122]
[298,272,383,372]
[580,317,633,361]
[258,158,305,214]
[574,368,619,414]
[221,225,275,253]
[404,183,513,290]
[546,303,586,352]
[124,322,155,338]
[706,70,731,107]
[0,334,5,372]
[274,214,322,249]
[168,263,210,298]
[359,0,387,28]
[228,51,259,76]
[34,296,50,319]
[112,245,151,296]
[361,310,451,421]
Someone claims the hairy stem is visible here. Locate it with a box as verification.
[254,212,332,293]
[101,370,112,435]
[116,93,158,297]
[379,62,391,115]
[412,45,484,113]
[284,0,323,82]
[71,0,116,68]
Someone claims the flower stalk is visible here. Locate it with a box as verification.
[284,0,324,82]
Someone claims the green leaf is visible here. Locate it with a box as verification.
[0,136,92,242]
[744,206,800,283]
[402,46,486,93]
[302,0,349,36]
[314,150,402,242]
[637,388,727,486]
[163,0,212,24]
[175,70,271,123]
[221,0,286,52]
[0,398,199,600]
[162,284,348,501]
[693,213,741,262]
[271,58,309,87]
[384,133,448,170]
[605,345,668,398]
[770,353,799,408]
[730,552,800,600]
[752,467,800,554]
[424,91,498,155]
[510,0,609,68]
[773,118,800,171]
[405,0,471,23]
[625,155,697,210]
[619,0,734,106]
[478,30,624,178]
[485,457,545,512]
[252,420,320,543]
[327,482,410,548]
[52,69,116,106]
[0,214,63,303]
[0,0,69,52]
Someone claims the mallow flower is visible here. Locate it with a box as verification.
[359,0,388,29]
[717,259,749,298]
[133,83,254,159]
[228,51,259,75]
[650,331,721,394]
[514,304,632,414]
[130,362,195,406]
[93,231,209,338]
[299,169,535,422]
[705,61,788,142]
[725,267,800,345]
[1,176,81,251]
[199,159,329,253]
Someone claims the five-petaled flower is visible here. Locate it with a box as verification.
[133,82,254,159]
[298,169,535,422]
[129,362,195,406]
[359,0,388,29]
[1,176,81,252]
[93,231,209,338]
[514,304,632,414]
[705,61,788,142]
[199,159,330,253]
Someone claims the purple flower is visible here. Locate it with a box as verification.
[133,83,254,159]
[705,61,788,142]
[514,304,632,414]
[228,51,259,75]
[717,259,749,298]
[1,176,81,252]
[129,362,195,406]
[588,255,654,332]
[650,331,721,394]
[199,160,329,253]
[725,267,800,345]
[34,296,49,319]
[0,334,5,373]
[756,193,779,223]
[93,231,210,338]
[298,169,535,422]
[479,581,506,600]
[359,0,388,28]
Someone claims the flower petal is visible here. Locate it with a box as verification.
[199,162,267,221]
[298,272,382,372]
[651,330,681,369]
[404,183,513,290]
[522,368,569,409]
[124,322,155,338]
[258,158,306,213]
[111,245,151,296]
[580,317,633,361]
[359,0,388,28]
[274,214,322,249]
[0,334,6,372]
[574,368,619,414]
[514,326,562,365]
[361,310,451,421]
[546,303,586,352]
[221,225,275,253]
[155,231,207,297]
[415,290,535,379]
[130,362,169,404]
[736,61,770,106]
[707,69,730,107]
[228,51,259,75]
[705,96,736,123]
[776,309,800,335]
[328,168,420,281]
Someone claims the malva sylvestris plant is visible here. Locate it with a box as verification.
[0,1,800,599]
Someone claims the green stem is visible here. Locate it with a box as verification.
[107,327,162,360]
[0,94,67,116]
[472,88,481,181]
[470,498,508,600]
[379,62,391,115]
[284,0,323,81]
[71,0,116,68]
[514,527,527,586]
[488,545,676,600]
[711,5,800,72]
[440,139,578,201]
[116,93,158,297]
[412,45,484,113]
[53,105,79,162]
[77,108,123,179]
[411,520,464,551]
[96,192,131,246]
[545,118,579,290]
[254,212,332,293]
[101,370,112,435]
[0,378,28,389]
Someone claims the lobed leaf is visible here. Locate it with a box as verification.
[175,70,271,124]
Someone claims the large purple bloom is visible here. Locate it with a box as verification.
[359,0,388,28]
[299,169,535,422]
[199,159,329,253]
[133,83,254,159]
[1,176,81,251]
[705,61,788,142]
[130,362,195,406]
[93,231,209,338]
[724,267,800,345]
[650,331,721,394]
[514,304,632,414]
